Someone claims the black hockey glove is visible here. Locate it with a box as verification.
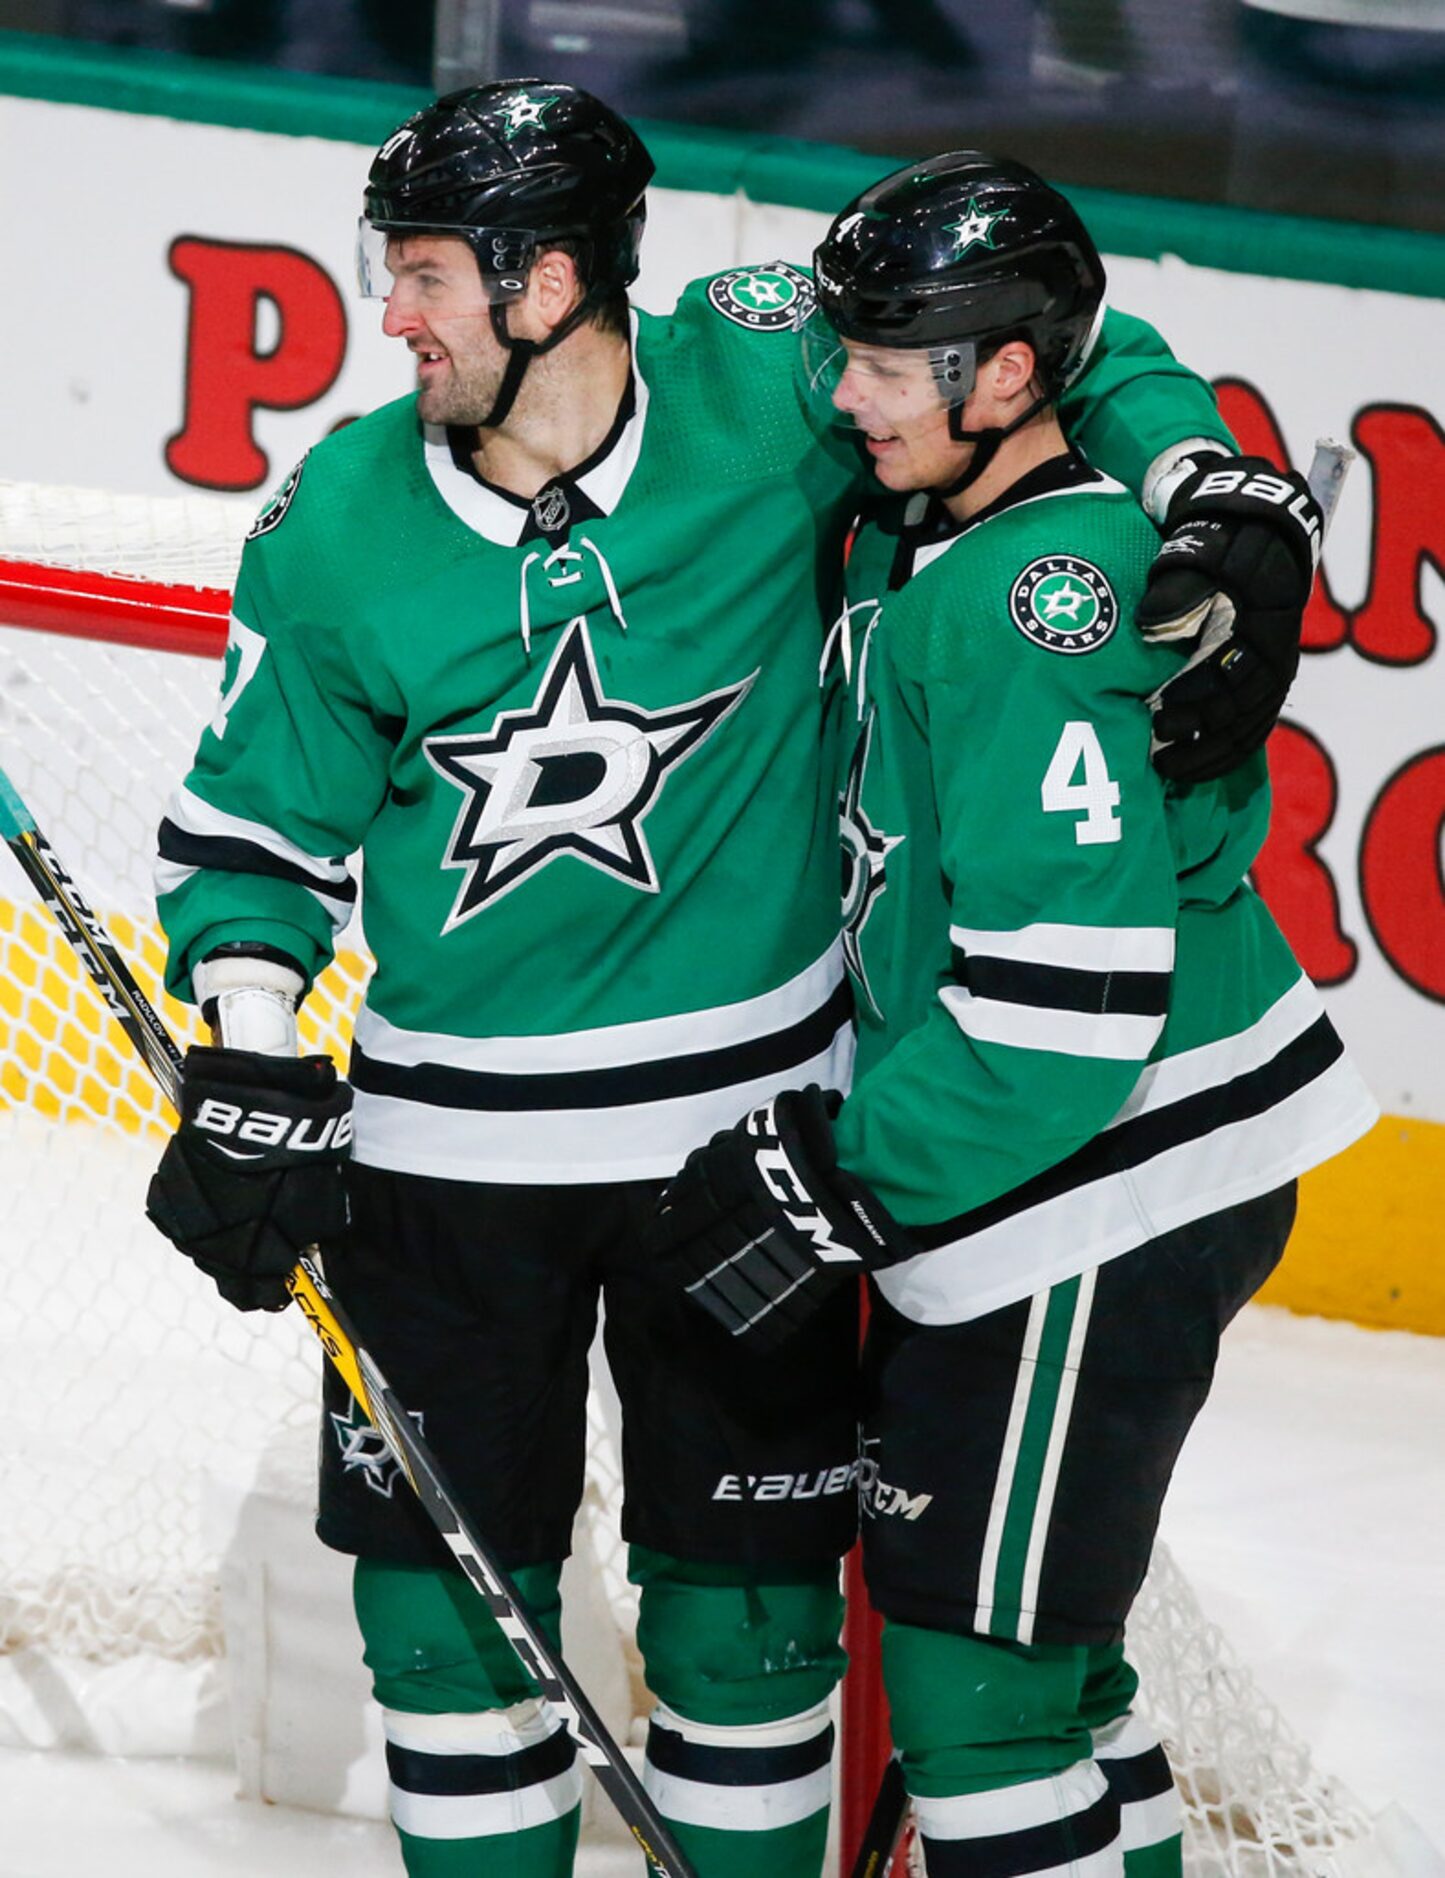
[650,1085,912,1353]
[1138,455,1322,784]
[146,1048,352,1313]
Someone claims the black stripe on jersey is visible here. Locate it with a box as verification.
[385,1724,575,1797]
[911,1013,1343,1251]
[645,1718,833,1787]
[350,979,853,1113]
[920,1790,1118,1878]
[951,949,1171,1018]
[1099,1741,1174,1805]
[158,820,357,904]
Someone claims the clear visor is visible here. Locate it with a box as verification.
[355,217,535,304]
[796,304,977,442]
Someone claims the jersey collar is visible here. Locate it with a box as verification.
[421,310,651,549]
[888,452,1119,587]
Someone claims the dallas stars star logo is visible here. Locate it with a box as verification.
[426,618,755,928]
[1009,555,1118,655]
[839,710,903,1018]
[944,199,1007,256]
[1038,579,1091,621]
[330,1397,423,1500]
[498,92,554,137]
[706,263,815,331]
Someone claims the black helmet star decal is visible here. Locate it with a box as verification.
[426,618,755,928]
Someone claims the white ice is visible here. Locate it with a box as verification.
[0,1303,1440,1875]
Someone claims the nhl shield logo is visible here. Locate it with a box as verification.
[707,263,815,331]
[1009,555,1118,655]
[531,483,571,535]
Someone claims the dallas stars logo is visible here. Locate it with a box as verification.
[426,619,754,927]
[707,262,816,331]
[497,91,555,138]
[1009,555,1119,655]
[839,710,903,1018]
[944,198,1007,256]
[330,1397,423,1500]
[246,454,307,540]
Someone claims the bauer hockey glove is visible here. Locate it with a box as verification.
[146,1047,352,1312]
[1139,455,1322,784]
[650,1085,912,1353]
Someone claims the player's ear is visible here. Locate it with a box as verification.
[990,339,1038,403]
[529,247,586,335]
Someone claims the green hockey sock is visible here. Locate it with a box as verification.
[1086,1648,1182,1878]
[353,1558,581,1877]
[395,1808,579,1878]
[632,1549,844,1878]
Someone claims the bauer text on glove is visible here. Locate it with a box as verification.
[146,1047,351,1312]
[1139,455,1322,784]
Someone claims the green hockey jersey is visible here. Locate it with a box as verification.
[156,268,1236,1185]
[831,457,1378,1323]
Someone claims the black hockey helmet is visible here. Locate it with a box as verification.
[359,81,654,425]
[361,80,653,300]
[810,151,1105,398]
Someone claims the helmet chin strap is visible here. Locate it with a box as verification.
[937,391,1047,499]
[478,291,602,430]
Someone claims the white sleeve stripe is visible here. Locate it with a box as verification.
[153,859,353,937]
[165,782,353,890]
[940,986,1166,1061]
[949,922,1176,974]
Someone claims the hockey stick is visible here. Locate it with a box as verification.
[0,768,697,1878]
[845,434,1356,1878]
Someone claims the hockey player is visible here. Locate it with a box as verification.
[144,83,1325,1878]
[652,155,1378,1878]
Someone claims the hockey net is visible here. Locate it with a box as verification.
[0,480,1383,1874]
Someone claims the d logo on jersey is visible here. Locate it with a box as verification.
[839,710,902,1018]
[330,1397,422,1500]
[426,618,755,928]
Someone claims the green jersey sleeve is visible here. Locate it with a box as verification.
[1059,307,1236,503]
[156,516,395,1002]
[832,500,1184,1228]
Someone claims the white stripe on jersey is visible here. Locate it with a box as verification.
[949,921,1175,974]
[156,782,356,930]
[1105,971,1320,1127]
[876,982,1377,1326]
[356,940,847,1075]
[352,1022,855,1182]
[940,986,1165,1061]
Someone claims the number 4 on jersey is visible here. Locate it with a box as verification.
[1041,720,1121,845]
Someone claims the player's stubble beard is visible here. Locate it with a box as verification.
[415,342,509,429]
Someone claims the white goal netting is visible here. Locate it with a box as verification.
[0,481,1392,1875]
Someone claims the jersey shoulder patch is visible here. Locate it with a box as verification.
[246,454,309,542]
[1008,554,1119,656]
[704,261,814,331]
